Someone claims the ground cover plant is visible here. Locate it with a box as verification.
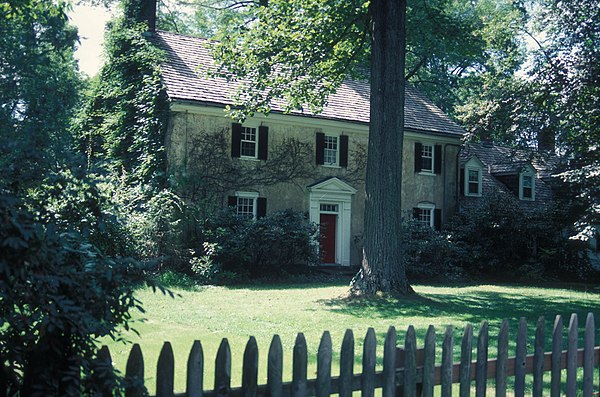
[101,281,600,393]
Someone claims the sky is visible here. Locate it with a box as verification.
[69,4,113,76]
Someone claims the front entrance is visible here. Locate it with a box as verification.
[320,213,337,263]
[308,177,357,266]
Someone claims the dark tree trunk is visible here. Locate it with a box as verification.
[351,0,412,296]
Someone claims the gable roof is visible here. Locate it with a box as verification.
[153,30,465,137]
[460,142,561,210]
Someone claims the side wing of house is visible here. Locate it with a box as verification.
[458,143,557,212]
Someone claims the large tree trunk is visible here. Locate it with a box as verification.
[351,0,412,296]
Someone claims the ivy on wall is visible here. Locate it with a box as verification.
[79,15,169,192]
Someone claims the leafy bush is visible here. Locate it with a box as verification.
[402,217,464,281]
[192,209,319,281]
[0,192,154,395]
[447,191,590,281]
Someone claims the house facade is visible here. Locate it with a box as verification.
[155,30,465,266]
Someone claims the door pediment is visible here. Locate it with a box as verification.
[307,177,357,195]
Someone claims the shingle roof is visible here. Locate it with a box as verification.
[153,30,465,137]
[460,142,561,211]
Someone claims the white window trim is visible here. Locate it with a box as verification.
[240,123,259,159]
[322,133,340,168]
[419,143,435,175]
[235,191,259,219]
[465,166,483,197]
[417,202,436,229]
[519,170,536,201]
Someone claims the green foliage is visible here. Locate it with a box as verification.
[202,0,526,118]
[192,209,319,281]
[402,218,463,281]
[0,192,154,395]
[79,19,169,190]
[448,191,590,280]
[0,0,81,193]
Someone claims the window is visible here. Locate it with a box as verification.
[521,175,533,199]
[316,133,348,167]
[228,193,267,219]
[421,144,434,173]
[465,168,482,196]
[413,203,441,230]
[231,123,268,160]
[416,206,433,228]
[519,168,536,200]
[414,143,442,174]
[323,135,338,165]
[320,203,339,212]
[240,126,257,158]
[236,196,255,219]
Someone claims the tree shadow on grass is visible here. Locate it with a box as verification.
[318,289,600,328]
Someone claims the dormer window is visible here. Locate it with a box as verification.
[519,167,536,201]
[463,157,484,197]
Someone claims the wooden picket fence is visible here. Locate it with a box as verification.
[99,312,600,397]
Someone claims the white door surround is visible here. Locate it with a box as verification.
[307,177,357,266]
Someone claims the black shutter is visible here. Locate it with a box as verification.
[434,209,442,231]
[414,142,422,172]
[316,132,325,165]
[459,168,465,196]
[231,123,242,158]
[228,195,237,207]
[258,126,268,160]
[257,197,267,218]
[339,135,349,167]
[434,145,442,174]
[413,207,420,220]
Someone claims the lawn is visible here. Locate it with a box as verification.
[101,280,600,394]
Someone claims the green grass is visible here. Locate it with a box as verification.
[101,281,600,394]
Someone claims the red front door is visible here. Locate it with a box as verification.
[320,214,337,264]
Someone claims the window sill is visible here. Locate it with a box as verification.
[239,156,261,162]
[322,164,341,169]
[465,193,482,198]
[418,171,436,176]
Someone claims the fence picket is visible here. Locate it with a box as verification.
[242,336,258,397]
[116,311,600,397]
[551,315,563,397]
[514,318,527,397]
[292,333,308,397]
[156,342,175,397]
[215,339,232,397]
[583,313,595,397]
[316,331,332,397]
[96,346,113,397]
[475,322,488,397]
[460,323,473,397]
[422,325,436,397]
[267,335,283,397]
[532,317,545,397]
[125,343,145,397]
[382,326,397,397]
[496,319,509,397]
[339,330,354,397]
[567,313,578,396]
[186,340,203,397]
[404,326,417,396]
[441,325,453,397]
[362,328,376,397]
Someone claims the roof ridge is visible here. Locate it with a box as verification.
[154,30,466,136]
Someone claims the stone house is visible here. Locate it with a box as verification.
[154,30,465,266]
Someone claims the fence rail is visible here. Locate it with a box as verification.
[99,312,600,397]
